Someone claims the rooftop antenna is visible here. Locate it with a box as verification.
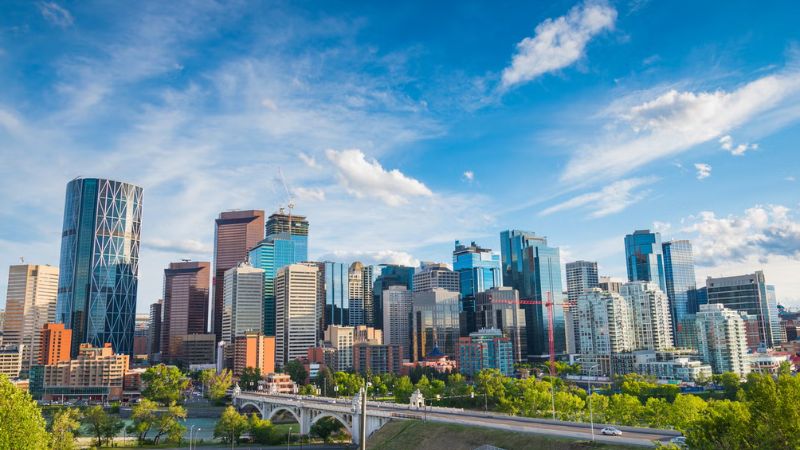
[19,257,24,263]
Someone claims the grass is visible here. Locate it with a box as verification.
[367,420,640,450]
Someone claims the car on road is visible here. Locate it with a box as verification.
[669,436,687,447]
[601,427,623,436]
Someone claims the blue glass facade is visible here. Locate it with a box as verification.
[453,240,502,336]
[662,240,698,344]
[624,230,666,293]
[56,178,143,357]
[500,230,566,358]
[322,262,349,327]
[372,265,415,330]
[249,233,306,336]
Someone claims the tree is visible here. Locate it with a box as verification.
[208,369,233,404]
[284,359,308,385]
[669,394,708,432]
[248,413,275,444]
[0,374,49,450]
[685,400,752,450]
[333,371,364,397]
[151,403,187,445]
[315,366,335,396]
[606,394,643,426]
[50,407,82,450]
[299,384,317,395]
[393,376,414,403]
[239,367,262,391]
[198,368,215,396]
[214,406,249,444]
[83,405,124,447]
[644,397,673,428]
[744,372,800,449]
[142,364,190,405]
[127,398,158,444]
[713,372,741,400]
[311,416,344,442]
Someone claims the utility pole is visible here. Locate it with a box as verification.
[360,383,368,450]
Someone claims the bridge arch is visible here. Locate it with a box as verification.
[310,411,353,436]
[238,401,265,417]
[266,406,302,425]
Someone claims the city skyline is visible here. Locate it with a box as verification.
[2,0,800,313]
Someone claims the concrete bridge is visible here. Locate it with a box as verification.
[233,390,682,447]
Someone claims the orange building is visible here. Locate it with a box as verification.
[233,332,275,377]
[40,323,72,365]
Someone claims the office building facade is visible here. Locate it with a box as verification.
[706,271,782,348]
[275,263,319,368]
[233,332,275,377]
[148,300,162,361]
[161,261,210,360]
[458,328,514,377]
[372,265,414,330]
[624,230,666,292]
[221,262,264,348]
[319,262,350,328]
[565,261,599,303]
[412,288,461,361]
[662,240,698,346]
[40,323,72,366]
[56,177,143,357]
[3,264,59,372]
[382,285,413,360]
[475,287,527,362]
[347,262,374,326]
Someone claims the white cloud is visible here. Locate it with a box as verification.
[316,250,419,267]
[293,187,326,202]
[38,2,74,27]
[563,71,800,182]
[500,0,616,90]
[142,238,212,255]
[786,176,796,182]
[694,163,711,180]
[463,170,474,182]
[540,176,655,218]
[682,204,800,266]
[718,134,757,156]
[325,149,433,206]
[298,152,320,169]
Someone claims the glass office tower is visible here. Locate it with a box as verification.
[372,265,415,330]
[500,230,566,359]
[662,240,698,345]
[453,240,502,335]
[321,262,349,328]
[249,234,305,336]
[56,177,143,357]
[624,230,666,292]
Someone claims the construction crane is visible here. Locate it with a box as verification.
[489,292,558,377]
[276,168,295,236]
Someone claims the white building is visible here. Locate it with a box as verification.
[222,262,264,346]
[695,303,750,377]
[324,325,354,371]
[382,285,412,359]
[2,264,59,372]
[621,281,674,351]
[577,288,635,356]
[412,262,459,293]
[275,263,319,368]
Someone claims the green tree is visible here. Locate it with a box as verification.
[669,394,708,432]
[208,369,233,404]
[284,359,308,385]
[50,407,82,450]
[0,374,49,450]
[333,371,364,397]
[151,403,187,444]
[744,372,800,449]
[142,364,190,405]
[713,372,741,400]
[393,376,414,403]
[643,397,673,428]
[311,417,344,442]
[239,367,262,391]
[214,406,249,444]
[606,394,643,426]
[554,390,585,421]
[315,366,336,396]
[685,399,752,450]
[83,405,124,447]
[248,413,275,444]
[127,398,158,443]
[299,384,317,395]
[198,368,215,396]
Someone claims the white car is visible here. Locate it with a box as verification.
[669,436,687,447]
[601,427,623,436]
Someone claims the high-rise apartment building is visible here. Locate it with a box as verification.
[347,262,374,326]
[3,264,59,372]
[275,263,319,368]
[372,265,414,330]
[695,303,750,377]
[148,300,162,360]
[500,230,566,358]
[212,210,265,342]
[576,289,635,357]
[40,323,72,365]
[457,328,514,377]
[161,261,211,360]
[662,240,698,345]
[324,326,355,371]
[56,178,143,357]
[706,271,782,348]
[624,230,666,292]
[0,345,23,378]
[382,285,413,359]
[353,343,402,375]
[233,332,275,377]
[222,262,264,349]
[412,288,461,361]
[598,276,623,294]
[565,261,599,302]
[475,287,527,362]
[620,282,674,351]
[319,262,349,328]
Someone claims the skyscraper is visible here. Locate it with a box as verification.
[565,261,599,303]
[39,323,72,366]
[148,300,162,361]
[576,288,634,356]
[412,262,460,293]
[662,240,698,345]
[412,288,461,361]
[347,262,374,326]
[265,211,309,260]
[620,281,674,351]
[221,262,264,348]
[319,262,350,328]
[453,241,502,336]
[382,285,412,360]
[500,230,566,359]
[695,303,750,377]
[3,264,59,372]
[212,210,265,343]
[475,287,527,362]
[275,263,319,368]
[372,265,414,330]
[56,177,143,357]
[624,230,666,292]
[706,271,782,348]
[160,261,211,361]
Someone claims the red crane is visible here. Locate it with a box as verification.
[489,293,557,377]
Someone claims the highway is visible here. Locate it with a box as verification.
[241,393,681,448]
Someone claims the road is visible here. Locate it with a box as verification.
[256,394,680,448]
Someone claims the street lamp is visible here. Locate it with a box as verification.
[586,363,600,442]
[287,426,293,450]
[189,425,195,450]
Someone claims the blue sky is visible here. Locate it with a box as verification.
[1,0,799,313]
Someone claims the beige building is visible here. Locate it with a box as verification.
[0,344,24,378]
[40,343,129,401]
[275,263,319,368]
[2,264,59,373]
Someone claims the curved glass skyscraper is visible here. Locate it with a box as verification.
[56,177,143,357]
